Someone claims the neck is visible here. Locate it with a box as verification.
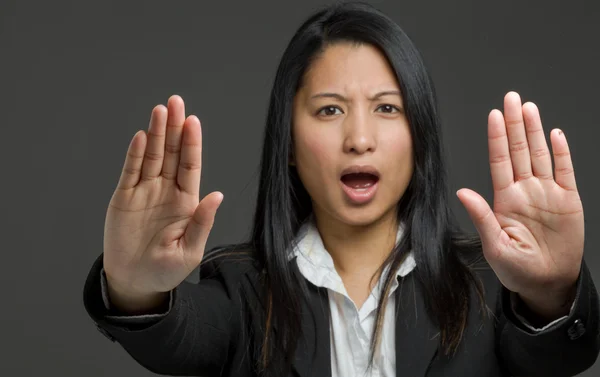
[313,208,398,281]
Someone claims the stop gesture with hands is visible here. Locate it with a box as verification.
[457,92,585,321]
[103,95,223,313]
[103,91,585,320]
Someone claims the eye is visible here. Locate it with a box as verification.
[317,106,343,116]
[376,104,400,113]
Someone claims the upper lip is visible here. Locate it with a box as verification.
[340,165,380,179]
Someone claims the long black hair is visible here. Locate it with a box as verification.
[207,1,485,375]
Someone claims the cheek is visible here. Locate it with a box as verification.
[293,129,339,203]
[294,129,335,172]
[382,129,414,183]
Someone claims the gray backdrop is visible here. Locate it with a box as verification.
[1,0,599,375]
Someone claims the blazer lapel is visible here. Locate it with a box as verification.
[292,281,331,377]
[243,259,331,377]
[395,272,439,377]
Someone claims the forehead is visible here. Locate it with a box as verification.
[301,42,400,92]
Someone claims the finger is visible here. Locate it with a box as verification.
[488,109,514,191]
[116,130,147,190]
[183,191,224,258]
[522,102,553,180]
[162,95,186,180]
[141,105,168,180]
[504,92,533,180]
[177,115,202,196]
[551,129,578,191]
[456,188,504,259]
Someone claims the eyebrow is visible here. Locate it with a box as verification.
[309,90,402,101]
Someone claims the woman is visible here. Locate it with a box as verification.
[83,2,599,376]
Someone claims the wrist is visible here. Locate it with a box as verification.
[518,282,576,322]
[105,277,170,315]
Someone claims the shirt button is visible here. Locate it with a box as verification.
[567,319,586,340]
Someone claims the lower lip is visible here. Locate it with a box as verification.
[341,181,379,204]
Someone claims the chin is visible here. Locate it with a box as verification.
[333,204,395,228]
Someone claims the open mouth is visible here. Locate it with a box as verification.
[339,165,380,204]
[340,172,379,189]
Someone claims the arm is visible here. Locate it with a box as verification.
[83,253,241,376]
[100,268,173,323]
[496,260,600,377]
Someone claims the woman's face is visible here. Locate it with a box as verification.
[292,42,414,228]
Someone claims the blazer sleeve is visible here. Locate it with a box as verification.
[82,253,242,376]
[99,267,173,323]
[495,259,600,377]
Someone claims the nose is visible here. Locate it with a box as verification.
[342,111,376,154]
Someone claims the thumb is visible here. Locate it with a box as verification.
[183,191,224,259]
[456,188,502,254]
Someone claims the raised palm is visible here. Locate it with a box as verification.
[457,92,584,313]
[103,95,223,297]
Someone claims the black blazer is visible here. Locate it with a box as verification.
[83,252,600,377]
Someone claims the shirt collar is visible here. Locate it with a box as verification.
[290,216,416,293]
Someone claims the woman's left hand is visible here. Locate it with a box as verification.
[457,91,584,321]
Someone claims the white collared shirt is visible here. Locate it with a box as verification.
[292,219,416,377]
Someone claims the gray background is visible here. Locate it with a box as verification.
[1,0,599,375]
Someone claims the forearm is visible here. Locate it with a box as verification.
[84,253,236,375]
[497,261,600,377]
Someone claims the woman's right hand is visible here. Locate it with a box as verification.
[102,95,223,307]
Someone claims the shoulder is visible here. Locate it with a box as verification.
[198,244,263,287]
[451,234,503,304]
[467,256,503,306]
